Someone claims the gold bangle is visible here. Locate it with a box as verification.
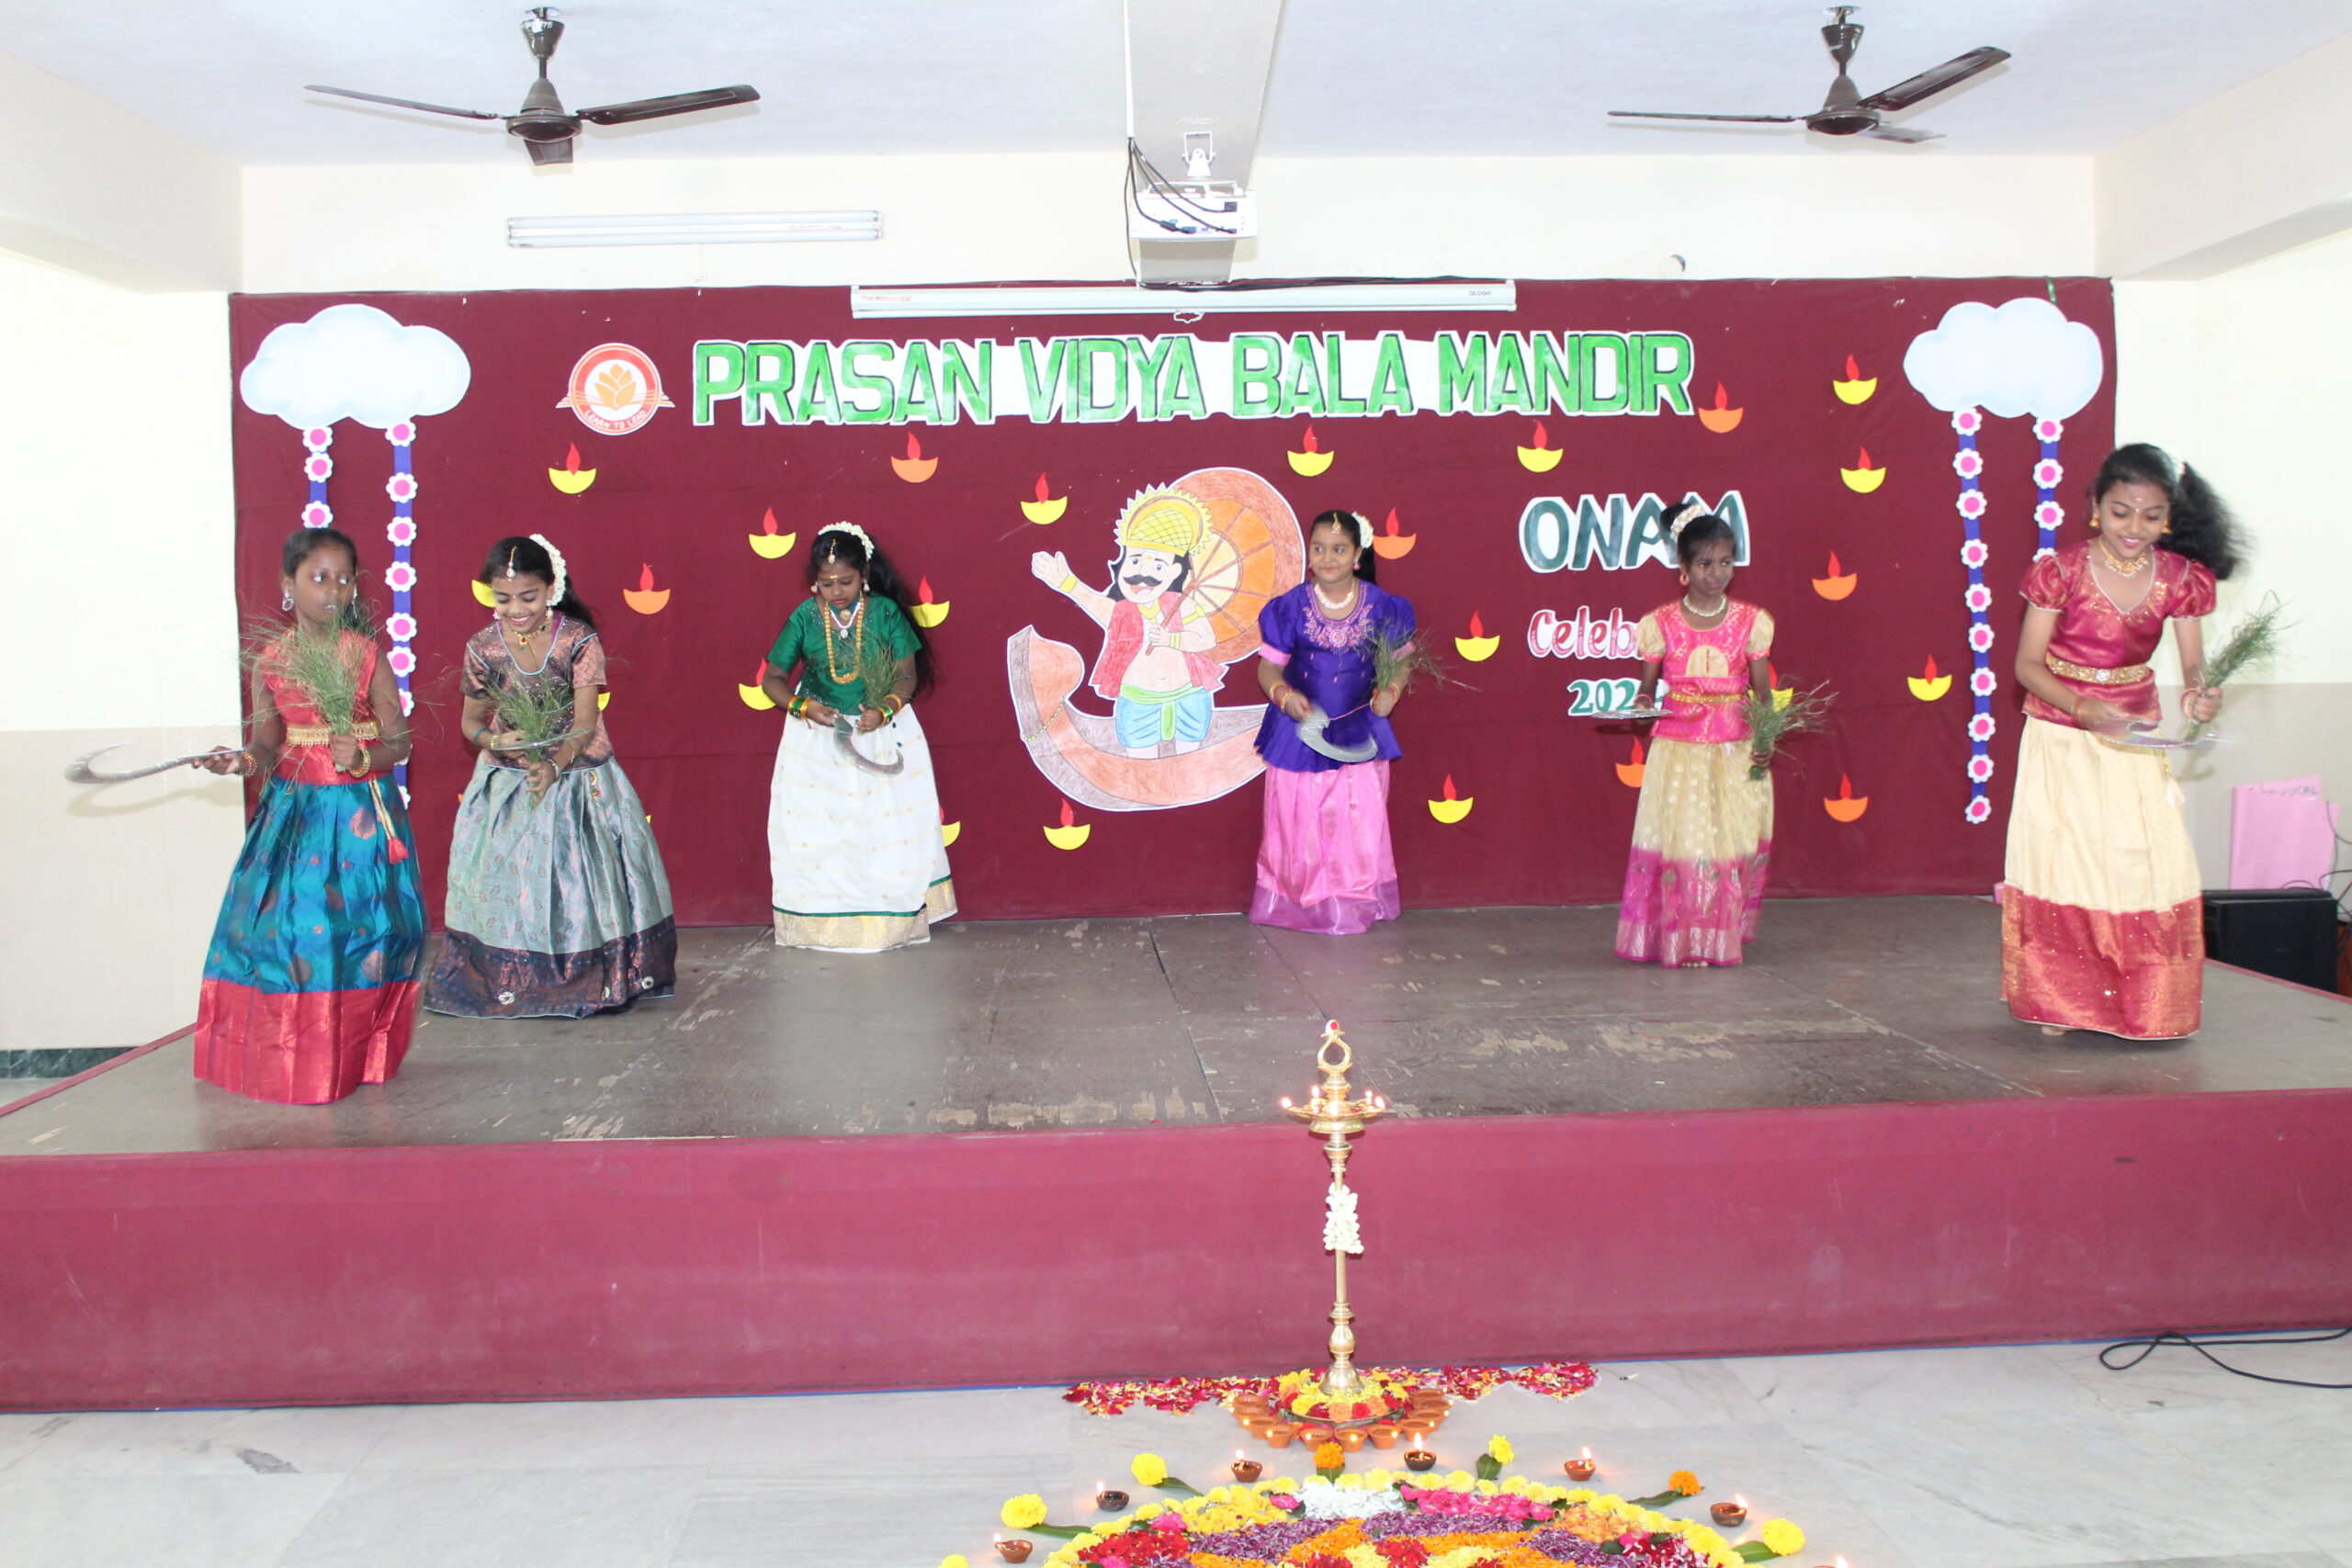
[1057,573,1080,592]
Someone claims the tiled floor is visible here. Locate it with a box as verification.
[4,1335,2348,1568]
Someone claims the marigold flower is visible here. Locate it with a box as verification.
[1487,1435,1514,1464]
[1669,1470,1702,1495]
[1001,1494,1049,1530]
[1759,1519,1806,1556]
[1315,1440,1347,1470]
[942,1557,969,1568]
[1130,1452,1169,1487]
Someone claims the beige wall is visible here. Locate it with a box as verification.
[2117,226,2352,882]
[0,250,239,1050]
[239,152,2096,293]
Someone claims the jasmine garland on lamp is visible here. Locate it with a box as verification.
[187,526,426,1104]
[1250,510,1416,936]
[422,534,675,1020]
[2003,443,2244,1040]
[761,523,955,952]
[1615,505,1776,968]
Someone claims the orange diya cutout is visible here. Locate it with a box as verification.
[910,576,950,627]
[1908,656,1952,701]
[1022,473,1068,525]
[1824,772,1870,822]
[749,506,797,559]
[1372,508,1416,559]
[1044,797,1091,850]
[547,442,597,494]
[1517,419,1564,472]
[1833,354,1878,405]
[1697,382,1744,434]
[739,661,776,710]
[471,579,497,608]
[1454,612,1499,662]
[891,431,938,483]
[1840,446,1886,493]
[1616,737,1645,789]
[623,564,671,615]
[1287,423,1335,476]
[1812,552,1858,601]
[1428,773,1474,824]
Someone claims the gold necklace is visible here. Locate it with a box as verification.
[822,596,865,682]
[2095,539,2151,578]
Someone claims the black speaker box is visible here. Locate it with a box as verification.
[2202,888,2343,994]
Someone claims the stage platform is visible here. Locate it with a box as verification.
[5,897,2349,1413]
[7,897,2350,1154]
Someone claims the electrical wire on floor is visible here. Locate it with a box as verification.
[2100,1326,2352,1388]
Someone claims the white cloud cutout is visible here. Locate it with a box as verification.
[1902,297,2104,421]
[239,303,470,430]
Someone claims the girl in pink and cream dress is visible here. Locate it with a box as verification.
[2003,444,2240,1039]
[1616,507,1775,967]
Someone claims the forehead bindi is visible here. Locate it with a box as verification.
[297,549,356,580]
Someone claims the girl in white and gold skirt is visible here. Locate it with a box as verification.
[760,523,954,953]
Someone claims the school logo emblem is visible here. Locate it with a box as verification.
[560,343,673,435]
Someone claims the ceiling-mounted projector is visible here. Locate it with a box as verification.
[1129,182,1257,241]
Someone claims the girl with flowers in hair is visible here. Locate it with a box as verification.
[1616,505,1776,967]
[2003,443,2242,1038]
[189,525,426,1101]
[760,522,954,951]
[423,534,675,1018]
[1251,509,1416,935]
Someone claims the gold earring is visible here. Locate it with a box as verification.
[2088,517,2101,530]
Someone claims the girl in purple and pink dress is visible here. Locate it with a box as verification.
[1616,508,1776,967]
[1250,511,1415,936]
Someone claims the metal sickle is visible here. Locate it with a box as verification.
[832,716,905,776]
[1295,705,1380,764]
[65,744,234,784]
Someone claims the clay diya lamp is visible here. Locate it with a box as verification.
[1403,1447,1438,1472]
[1262,1422,1297,1448]
[995,1542,1034,1563]
[1712,1499,1748,1529]
[1564,1457,1598,1482]
[1367,1424,1400,1450]
[1096,1490,1129,1513]
[1232,1457,1264,1483]
[1335,1428,1367,1452]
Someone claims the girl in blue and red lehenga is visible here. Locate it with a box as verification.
[1251,510,1416,935]
[190,527,426,1103]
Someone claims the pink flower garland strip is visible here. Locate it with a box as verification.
[1064,1360,1597,1417]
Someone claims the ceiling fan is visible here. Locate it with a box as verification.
[304,6,759,166]
[1609,6,2007,144]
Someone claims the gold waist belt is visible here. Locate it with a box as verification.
[284,721,379,745]
[2047,656,2151,685]
[1669,690,1745,705]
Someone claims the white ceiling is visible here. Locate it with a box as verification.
[0,0,2346,164]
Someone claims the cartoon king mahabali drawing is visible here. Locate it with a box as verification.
[1032,486,1226,757]
[1009,467,1304,811]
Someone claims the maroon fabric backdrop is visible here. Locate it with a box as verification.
[228,280,2115,926]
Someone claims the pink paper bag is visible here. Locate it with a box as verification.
[2228,776,2340,890]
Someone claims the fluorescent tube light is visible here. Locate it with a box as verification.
[506,211,881,247]
[849,281,1515,319]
